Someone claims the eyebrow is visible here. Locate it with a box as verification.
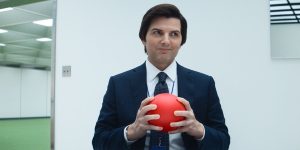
[150,28,181,33]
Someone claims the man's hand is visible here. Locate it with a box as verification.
[127,97,162,141]
[169,97,205,139]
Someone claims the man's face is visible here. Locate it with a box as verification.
[142,17,182,70]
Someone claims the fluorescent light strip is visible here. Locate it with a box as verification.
[271,20,298,23]
[33,19,53,27]
[292,5,300,9]
[0,29,8,33]
[270,0,287,5]
[0,43,6,46]
[270,6,291,10]
[270,11,293,15]
[0,7,13,13]
[271,16,296,19]
[36,38,52,42]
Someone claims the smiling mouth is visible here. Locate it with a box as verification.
[158,48,170,51]
[158,49,169,54]
[159,50,169,54]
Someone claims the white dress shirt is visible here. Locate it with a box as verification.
[144,59,185,150]
[124,59,205,149]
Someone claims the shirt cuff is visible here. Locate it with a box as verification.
[123,125,136,144]
[196,123,205,141]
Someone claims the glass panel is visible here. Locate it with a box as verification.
[270,0,300,58]
[0,0,55,150]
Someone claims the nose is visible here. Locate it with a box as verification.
[160,34,170,46]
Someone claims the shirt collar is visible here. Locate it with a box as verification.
[146,59,177,83]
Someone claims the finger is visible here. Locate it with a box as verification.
[143,114,160,122]
[145,124,163,131]
[177,97,192,111]
[139,104,157,116]
[170,120,188,128]
[174,110,188,117]
[139,97,154,109]
[170,119,194,129]
[174,110,193,118]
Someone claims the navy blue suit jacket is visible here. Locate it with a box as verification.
[92,63,230,150]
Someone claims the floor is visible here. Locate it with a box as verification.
[0,118,50,150]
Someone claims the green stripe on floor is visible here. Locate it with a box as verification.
[0,118,50,150]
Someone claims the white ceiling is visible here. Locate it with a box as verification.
[0,0,54,70]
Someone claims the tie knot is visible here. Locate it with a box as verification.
[157,72,168,83]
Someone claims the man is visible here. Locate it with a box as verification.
[92,3,230,150]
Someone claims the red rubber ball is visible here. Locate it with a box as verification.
[147,93,186,132]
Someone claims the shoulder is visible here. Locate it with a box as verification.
[110,63,145,81]
[177,63,213,81]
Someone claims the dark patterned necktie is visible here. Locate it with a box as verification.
[154,72,169,95]
[149,72,169,150]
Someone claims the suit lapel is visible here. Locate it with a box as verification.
[177,63,195,103]
[130,63,148,105]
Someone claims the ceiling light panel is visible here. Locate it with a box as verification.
[33,19,53,27]
[0,7,13,12]
[0,29,8,33]
[36,38,52,42]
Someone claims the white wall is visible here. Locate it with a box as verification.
[271,24,300,58]
[20,69,49,117]
[0,67,21,118]
[55,0,300,150]
[0,66,51,118]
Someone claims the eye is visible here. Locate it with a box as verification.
[170,32,180,38]
[152,30,162,36]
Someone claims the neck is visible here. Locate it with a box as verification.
[156,64,169,71]
[147,58,175,71]
[150,61,171,71]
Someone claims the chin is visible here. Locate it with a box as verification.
[159,59,173,66]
